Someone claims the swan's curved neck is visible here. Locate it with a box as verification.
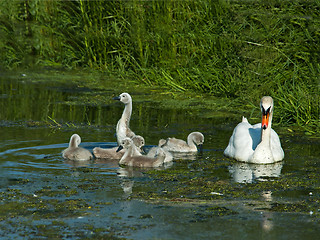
[187,134,197,151]
[128,143,138,156]
[250,110,274,163]
[116,102,133,145]
[121,102,132,127]
[70,137,78,148]
[187,134,193,146]
[120,146,131,163]
[260,111,273,145]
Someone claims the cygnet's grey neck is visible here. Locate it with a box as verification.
[121,102,132,126]
[116,101,134,145]
[187,134,197,149]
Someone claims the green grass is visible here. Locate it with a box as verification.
[0,0,319,133]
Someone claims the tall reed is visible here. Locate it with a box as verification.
[0,0,319,132]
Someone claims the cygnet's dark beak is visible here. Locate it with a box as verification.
[198,144,203,152]
[141,146,147,154]
[116,145,123,152]
[113,96,121,101]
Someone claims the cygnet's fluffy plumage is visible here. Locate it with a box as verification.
[161,132,204,153]
[147,139,173,163]
[117,138,165,167]
[62,134,93,161]
[93,135,145,159]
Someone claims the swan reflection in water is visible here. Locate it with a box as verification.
[228,161,283,184]
[64,159,92,168]
[117,162,174,198]
[260,190,274,232]
[229,161,284,233]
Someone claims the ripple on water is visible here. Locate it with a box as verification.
[0,141,124,177]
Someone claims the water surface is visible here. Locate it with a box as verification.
[0,72,319,239]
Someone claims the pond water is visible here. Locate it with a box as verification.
[0,71,319,239]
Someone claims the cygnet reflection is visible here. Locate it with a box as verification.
[117,162,174,198]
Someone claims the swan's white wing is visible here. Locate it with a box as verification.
[270,129,284,161]
[224,121,257,162]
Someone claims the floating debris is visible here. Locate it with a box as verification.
[210,192,223,196]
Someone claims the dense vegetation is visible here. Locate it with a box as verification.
[0,0,319,133]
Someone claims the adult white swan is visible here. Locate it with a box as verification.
[224,96,284,164]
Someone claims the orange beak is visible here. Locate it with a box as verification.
[261,112,269,130]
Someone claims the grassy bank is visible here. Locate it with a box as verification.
[0,0,319,133]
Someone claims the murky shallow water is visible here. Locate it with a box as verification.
[0,72,319,239]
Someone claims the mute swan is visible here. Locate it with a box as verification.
[113,93,135,145]
[93,135,145,159]
[62,134,93,161]
[162,132,204,153]
[117,138,165,167]
[224,96,284,164]
[146,139,173,163]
